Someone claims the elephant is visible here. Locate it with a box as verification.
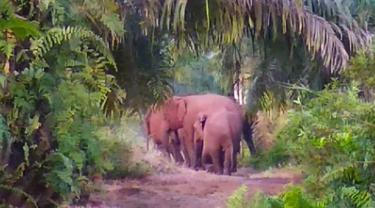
[193,109,242,175]
[161,93,256,169]
[144,106,184,164]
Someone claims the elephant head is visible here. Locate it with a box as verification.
[143,106,170,147]
[144,103,186,163]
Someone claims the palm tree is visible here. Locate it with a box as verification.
[130,0,373,114]
[134,0,372,73]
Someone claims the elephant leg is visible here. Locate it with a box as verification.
[181,135,193,167]
[157,144,171,160]
[210,149,223,175]
[201,142,211,171]
[232,152,237,172]
[201,153,208,171]
[188,144,196,169]
[160,133,173,161]
[194,139,203,170]
[232,140,240,172]
[184,132,196,168]
[173,147,184,164]
[181,144,190,167]
[169,141,184,164]
[165,146,173,161]
[172,131,185,164]
[173,131,184,164]
[223,146,233,176]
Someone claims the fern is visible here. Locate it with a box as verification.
[0,38,15,59]
[281,187,318,208]
[0,185,38,208]
[0,114,10,164]
[322,164,361,185]
[340,187,375,208]
[226,185,250,208]
[43,152,76,198]
[30,26,116,69]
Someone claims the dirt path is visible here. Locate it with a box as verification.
[82,166,301,208]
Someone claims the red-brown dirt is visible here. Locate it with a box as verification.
[76,166,301,208]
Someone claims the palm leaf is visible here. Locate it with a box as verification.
[136,0,372,72]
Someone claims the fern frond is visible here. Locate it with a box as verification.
[0,185,38,208]
[322,164,361,185]
[30,26,116,69]
[341,186,374,208]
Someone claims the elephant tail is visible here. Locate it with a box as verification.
[230,145,234,172]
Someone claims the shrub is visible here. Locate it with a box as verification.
[273,82,375,206]
[239,111,290,170]
[242,187,323,208]
[98,120,151,180]
[227,186,320,208]
[226,185,251,208]
[246,140,291,170]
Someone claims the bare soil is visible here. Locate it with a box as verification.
[78,166,301,208]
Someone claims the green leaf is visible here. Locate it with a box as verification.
[0,17,40,40]
[25,114,41,137]
[100,13,125,37]
[22,144,29,166]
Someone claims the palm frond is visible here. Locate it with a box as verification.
[136,0,372,72]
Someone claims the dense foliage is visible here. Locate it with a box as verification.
[0,0,129,206]
[230,83,375,207]
[233,49,375,207]
[278,82,375,206]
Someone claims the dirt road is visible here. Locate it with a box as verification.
[82,166,301,208]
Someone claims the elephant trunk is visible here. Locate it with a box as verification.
[242,118,256,155]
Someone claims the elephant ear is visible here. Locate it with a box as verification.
[163,97,186,129]
[176,98,187,126]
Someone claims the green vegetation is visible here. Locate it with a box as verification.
[0,0,143,206]
[241,141,290,170]
[100,118,151,180]
[231,48,375,207]
[227,186,322,208]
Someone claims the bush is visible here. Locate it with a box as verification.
[104,138,151,179]
[98,119,151,180]
[239,111,290,170]
[227,185,322,208]
[226,185,251,208]
[235,82,375,207]
[236,186,323,208]
[246,140,291,170]
[0,10,124,206]
[271,83,375,207]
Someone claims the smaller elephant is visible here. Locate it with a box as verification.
[193,110,236,175]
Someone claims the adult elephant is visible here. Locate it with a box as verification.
[144,106,184,164]
[162,93,256,168]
